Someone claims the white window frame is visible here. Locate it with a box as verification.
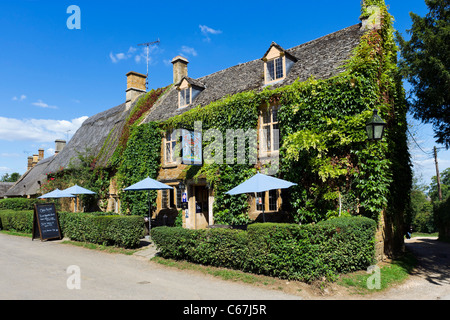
[265,56,285,84]
[165,129,178,165]
[259,105,279,154]
[179,87,191,108]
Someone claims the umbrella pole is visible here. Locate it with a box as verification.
[148,190,152,235]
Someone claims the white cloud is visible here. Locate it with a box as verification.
[181,46,198,57]
[199,25,222,42]
[0,166,11,172]
[109,46,158,65]
[32,99,58,109]
[12,95,27,101]
[0,116,88,143]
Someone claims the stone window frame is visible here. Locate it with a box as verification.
[265,56,286,84]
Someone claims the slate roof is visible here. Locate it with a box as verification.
[143,24,363,123]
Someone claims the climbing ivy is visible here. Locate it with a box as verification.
[116,122,162,216]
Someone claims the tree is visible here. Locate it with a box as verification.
[1,172,20,182]
[396,0,450,148]
[429,167,450,201]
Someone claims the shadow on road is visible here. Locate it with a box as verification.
[405,237,450,286]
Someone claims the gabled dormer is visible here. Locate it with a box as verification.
[261,42,297,85]
[177,76,205,108]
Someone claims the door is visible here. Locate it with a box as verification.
[195,186,209,228]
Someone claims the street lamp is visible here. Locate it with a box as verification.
[366,109,386,141]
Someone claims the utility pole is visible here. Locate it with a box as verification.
[138,39,160,91]
[434,146,442,201]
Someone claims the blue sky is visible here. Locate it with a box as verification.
[0,0,448,188]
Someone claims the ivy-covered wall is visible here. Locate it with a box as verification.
[41,0,411,257]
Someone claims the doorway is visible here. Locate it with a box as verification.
[194,185,209,228]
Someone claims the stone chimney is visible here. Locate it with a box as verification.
[126,71,147,110]
[55,139,66,154]
[32,154,39,167]
[38,149,44,161]
[171,56,189,84]
[27,156,33,171]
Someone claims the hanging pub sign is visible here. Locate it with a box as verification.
[32,203,62,241]
[181,129,202,165]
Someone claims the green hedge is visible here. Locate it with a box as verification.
[59,212,145,248]
[0,198,46,211]
[0,210,145,248]
[0,210,34,233]
[151,216,376,281]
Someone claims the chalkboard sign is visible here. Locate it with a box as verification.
[32,203,61,241]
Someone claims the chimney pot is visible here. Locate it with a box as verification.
[126,71,147,110]
[171,56,189,84]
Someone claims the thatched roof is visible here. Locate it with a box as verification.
[5,99,139,197]
[143,24,363,123]
[0,182,14,198]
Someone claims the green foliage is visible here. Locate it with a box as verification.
[163,91,261,225]
[0,210,33,233]
[151,216,376,281]
[59,212,145,248]
[0,198,48,211]
[434,196,450,240]
[0,209,144,248]
[116,122,162,216]
[1,172,20,182]
[396,0,450,147]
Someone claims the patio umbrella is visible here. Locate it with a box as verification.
[38,188,76,199]
[62,184,96,212]
[124,177,173,232]
[225,172,297,222]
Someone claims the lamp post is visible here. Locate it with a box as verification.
[366,109,386,141]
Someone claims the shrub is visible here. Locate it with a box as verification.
[0,198,46,211]
[0,210,33,233]
[0,209,145,248]
[59,212,145,248]
[151,216,377,281]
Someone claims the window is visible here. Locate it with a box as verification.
[165,130,178,164]
[256,192,265,211]
[266,57,284,83]
[268,189,278,211]
[255,190,279,212]
[260,105,279,153]
[179,87,191,107]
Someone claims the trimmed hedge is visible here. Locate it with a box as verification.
[59,212,145,248]
[0,198,46,211]
[0,210,145,249]
[0,210,33,233]
[151,216,377,281]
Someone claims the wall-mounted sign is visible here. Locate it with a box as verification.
[181,129,202,165]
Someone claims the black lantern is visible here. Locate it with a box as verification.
[366,109,386,141]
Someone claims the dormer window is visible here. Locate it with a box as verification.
[177,77,205,109]
[266,57,284,82]
[262,42,297,85]
[179,87,191,107]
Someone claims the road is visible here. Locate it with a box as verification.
[1,234,449,301]
[0,233,300,300]
[369,237,450,300]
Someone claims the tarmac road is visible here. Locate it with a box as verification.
[0,233,301,300]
